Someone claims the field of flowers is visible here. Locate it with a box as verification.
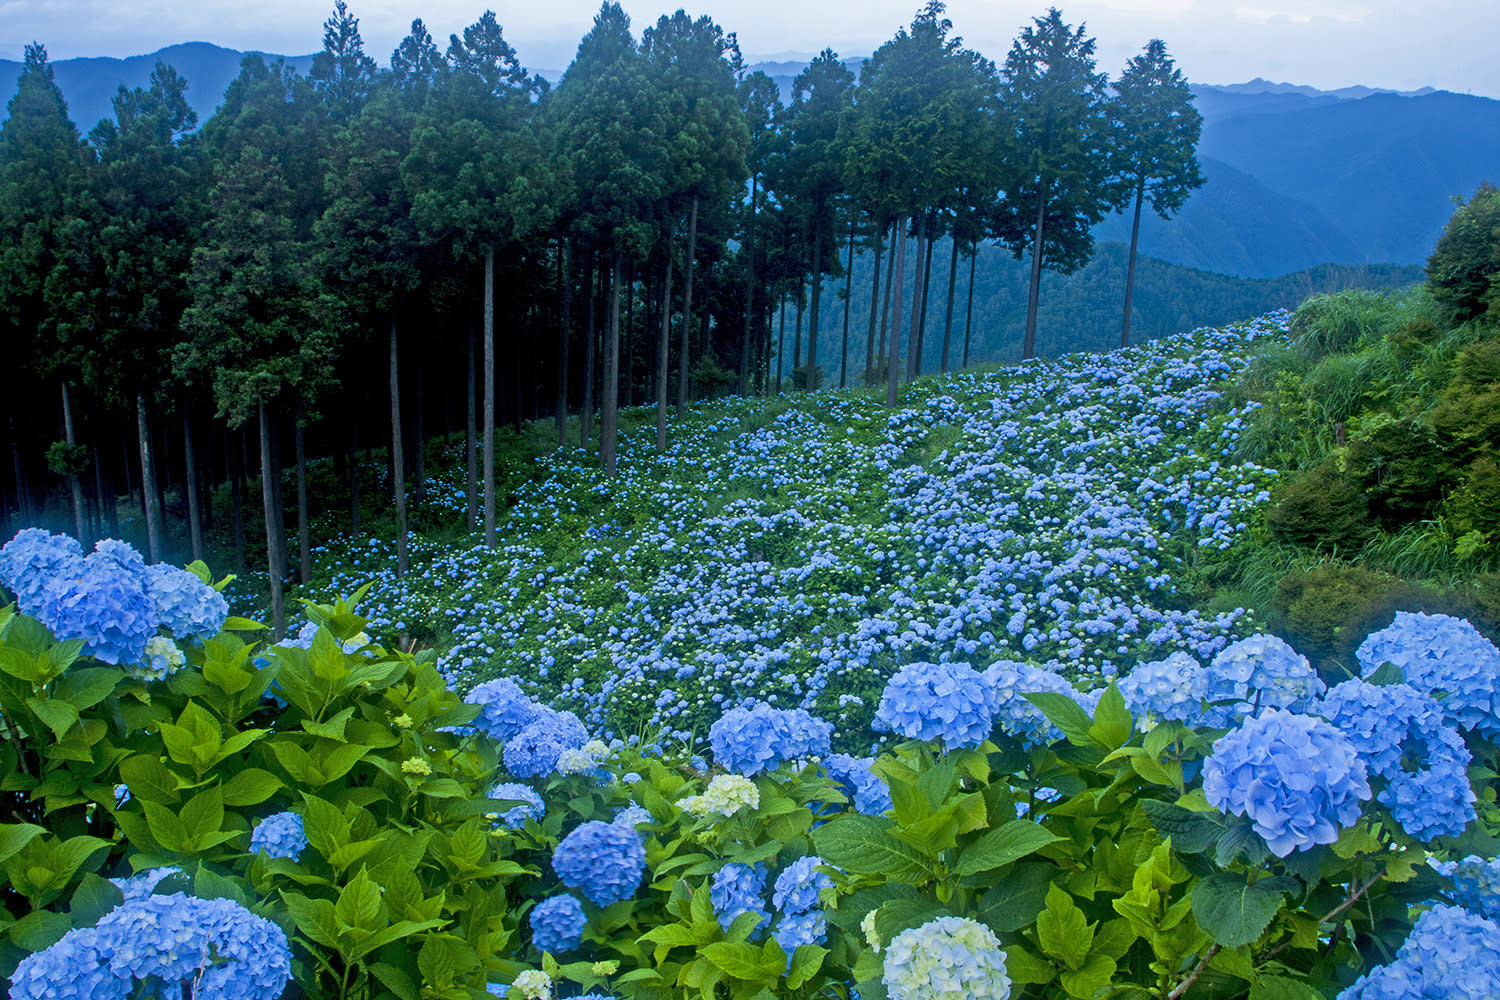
[301,315,1288,748]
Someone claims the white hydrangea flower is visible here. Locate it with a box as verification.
[511,969,552,1000]
[679,774,760,818]
[883,916,1011,1000]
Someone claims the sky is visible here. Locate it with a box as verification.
[1,0,1494,97]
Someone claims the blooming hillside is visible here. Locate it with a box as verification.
[305,313,1287,744]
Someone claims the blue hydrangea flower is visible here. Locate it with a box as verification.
[982,660,1077,747]
[710,862,770,934]
[709,701,832,775]
[612,802,652,830]
[1358,611,1500,737]
[1337,903,1500,1000]
[529,894,587,954]
[36,544,156,667]
[466,677,541,742]
[1318,679,1476,842]
[552,820,646,907]
[489,782,545,829]
[824,753,892,816]
[0,528,84,614]
[874,661,998,749]
[1117,652,1209,728]
[139,636,187,682]
[504,707,590,778]
[90,539,146,574]
[249,811,308,861]
[109,867,179,904]
[1208,634,1323,720]
[1432,855,1500,920]
[774,908,827,959]
[772,856,833,916]
[882,915,1012,1000]
[1203,709,1371,857]
[142,563,228,640]
[11,893,291,1000]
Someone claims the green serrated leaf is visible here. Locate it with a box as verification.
[1141,799,1223,854]
[1088,682,1133,748]
[1191,872,1289,948]
[1024,691,1095,746]
[978,861,1053,932]
[812,814,933,882]
[954,819,1063,876]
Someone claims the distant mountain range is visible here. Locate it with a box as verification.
[3,43,1495,280]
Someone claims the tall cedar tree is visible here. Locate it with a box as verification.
[549,2,669,474]
[992,7,1114,360]
[404,11,547,543]
[310,1,378,125]
[0,44,98,541]
[1111,38,1203,348]
[89,63,202,559]
[737,70,781,396]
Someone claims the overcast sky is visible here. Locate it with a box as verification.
[1,0,1493,97]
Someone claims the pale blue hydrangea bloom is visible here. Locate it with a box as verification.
[465,677,540,742]
[1358,611,1500,737]
[1431,855,1500,920]
[824,753,892,816]
[489,781,545,829]
[529,894,587,954]
[1208,634,1323,720]
[140,635,187,682]
[1117,652,1209,728]
[710,862,769,934]
[109,867,179,904]
[612,802,652,830]
[1337,903,1500,1000]
[142,563,228,640]
[8,925,125,1000]
[774,908,827,958]
[874,661,998,749]
[249,811,308,861]
[772,856,832,915]
[882,916,1011,1000]
[552,820,646,907]
[982,660,1076,747]
[504,707,590,778]
[1203,709,1370,857]
[709,701,832,775]
[35,542,157,666]
[0,528,83,613]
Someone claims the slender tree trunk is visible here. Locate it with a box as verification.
[912,217,936,379]
[655,244,675,451]
[887,216,907,408]
[1023,175,1050,360]
[775,292,786,392]
[677,197,698,418]
[556,240,571,445]
[806,204,823,391]
[741,175,757,397]
[877,223,897,380]
[136,391,162,561]
[258,402,285,640]
[962,246,977,369]
[582,252,597,450]
[906,215,928,382]
[940,224,961,373]
[1122,178,1145,349]
[295,403,310,584]
[624,263,636,406]
[864,225,884,385]
[94,444,115,537]
[483,246,496,549]
[839,215,855,389]
[466,321,478,528]
[227,426,245,570]
[60,381,86,542]
[603,253,622,476]
[269,412,288,582]
[9,410,29,525]
[414,339,426,508]
[182,403,202,561]
[793,280,805,373]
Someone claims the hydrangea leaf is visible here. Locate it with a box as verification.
[699,940,781,980]
[811,814,934,881]
[978,861,1053,932]
[954,819,1064,876]
[1037,884,1094,969]
[1190,872,1289,947]
[1140,798,1222,854]
[1024,692,1095,747]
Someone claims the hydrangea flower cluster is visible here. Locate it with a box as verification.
[874,661,998,749]
[0,530,225,675]
[466,677,541,741]
[1203,709,1370,857]
[1318,679,1476,841]
[1357,612,1500,737]
[882,916,1012,1000]
[1431,856,1500,920]
[530,894,587,954]
[552,820,646,907]
[1203,634,1323,725]
[709,862,770,934]
[510,969,553,1000]
[770,856,832,959]
[708,701,832,775]
[489,782,546,829]
[824,753,892,815]
[249,811,308,861]
[1116,651,1208,729]
[9,892,291,1000]
[982,660,1078,747]
[108,867,178,904]
[679,773,760,817]
[612,802,652,830]
[504,706,591,779]
[1337,903,1500,1000]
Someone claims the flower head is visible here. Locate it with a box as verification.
[1357,611,1500,736]
[680,774,760,818]
[250,811,308,861]
[823,753,892,816]
[709,701,832,775]
[504,707,590,778]
[142,563,228,640]
[882,916,1011,1000]
[465,677,540,742]
[552,820,646,907]
[1337,903,1500,1000]
[710,862,770,934]
[530,894,587,954]
[874,661,998,749]
[0,528,83,614]
[489,782,545,829]
[772,856,832,916]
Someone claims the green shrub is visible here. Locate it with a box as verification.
[1263,461,1371,553]
[1345,418,1457,529]
[1289,289,1394,359]
[1427,181,1500,324]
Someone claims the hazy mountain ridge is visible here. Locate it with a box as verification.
[3,43,1492,279]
